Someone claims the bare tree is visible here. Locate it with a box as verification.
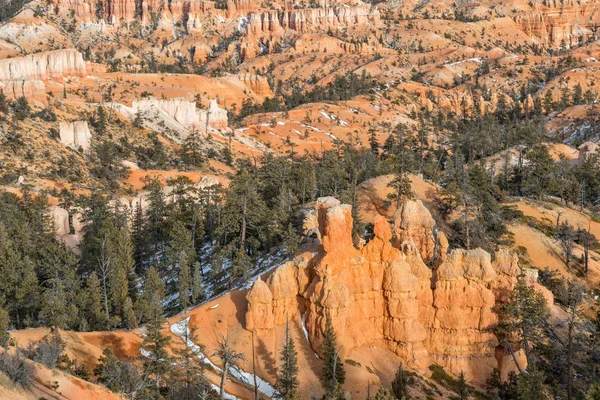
[212,334,246,400]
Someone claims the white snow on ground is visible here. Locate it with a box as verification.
[338,119,348,126]
[212,383,238,400]
[301,314,319,359]
[170,318,221,371]
[320,110,333,120]
[140,348,152,358]
[299,124,338,140]
[170,318,277,398]
[277,121,286,125]
[292,129,303,135]
[448,58,482,66]
[209,304,220,309]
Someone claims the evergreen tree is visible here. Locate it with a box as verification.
[140,267,171,391]
[191,262,204,305]
[391,363,409,399]
[277,320,299,399]
[218,169,268,255]
[522,145,559,200]
[122,296,138,329]
[321,314,345,395]
[109,225,137,324]
[457,371,468,400]
[83,272,109,331]
[387,173,414,210]
[171,318,208,400]
[166,221,194,310]
[0,307,10,347]
[499,280,549,367]
[516,366,547,400]
[369,128,380,156]
[181,128,205,168]
[12,97,31,121]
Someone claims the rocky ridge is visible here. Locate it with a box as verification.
[246,198,550,383]
[0,49,86,99]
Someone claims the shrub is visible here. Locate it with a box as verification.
[0,349,34,388]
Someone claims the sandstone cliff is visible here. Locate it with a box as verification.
[0,49,86,99]
[246,197,549,383]
[131,97,228,131]
[245,5,380,37]
[59,121,92,152]
[514,0,600,47]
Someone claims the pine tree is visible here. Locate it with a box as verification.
[95,105,107,135]
[457,371,468,400]
[369,128,380,156]
[321,314,345,395]
[140,267,171,390]
[84,272,109,331]
[191,261,204,305]
[387,173,414,210]
[122,296,138,329]
[278,320,299,399]
[499,279,549,367]
[181,128,205,168]
[172,318,208,400]
[391,363,409,400]
[131,200,146,273]
[109,226,136,323]
[516,366,547,400]
[0,307,10,347]
[167,221,194,310]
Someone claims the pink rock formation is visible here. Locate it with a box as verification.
[50,0,96,22]
[245,197,552,384]
[393,200,438,262]
[59,121,92,152]
[514,0,600,48]
[238,74,273,97]
[131,98,228,131]
[246,278,275,331]
[245,5,380,37]
[0,50,86,100]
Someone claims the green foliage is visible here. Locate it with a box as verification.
[94,348,143,396]
[0,308,9,347]
[277,321,299,399]
[321,314,345,395]
[391,364,410,400]
[516,366,547,400]
[11,97,31,121]
[499,279,549,366]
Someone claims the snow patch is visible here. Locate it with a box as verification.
[170,318,277,397]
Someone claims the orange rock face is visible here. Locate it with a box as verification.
[514,0,600,48]
[245,197,548,383]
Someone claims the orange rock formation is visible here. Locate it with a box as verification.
[246,197,545,383]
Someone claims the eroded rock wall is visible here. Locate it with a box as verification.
[0,49,86,100]
[246,197,543,383]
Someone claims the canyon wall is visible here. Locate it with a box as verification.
[246,5,380,37]
[0,49,86,99]
[131,98,228,131]
[246,198,546,383]
[514,0,600,47]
